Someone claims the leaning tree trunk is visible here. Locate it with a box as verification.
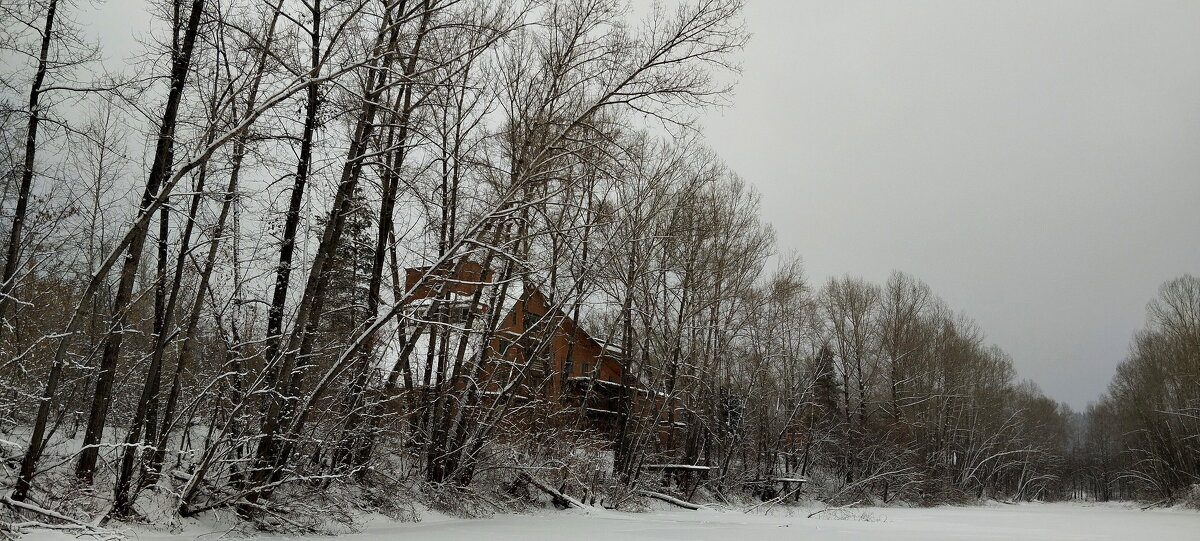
[0,0,57,332]
[111,88,222,514]
[335,0,430,470]
[243,0,405,505]
[74,0,206,484]
[152,0,287,490]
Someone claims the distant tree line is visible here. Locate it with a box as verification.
[1064,275,1200,504]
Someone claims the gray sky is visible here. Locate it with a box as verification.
[702,0,1200,410]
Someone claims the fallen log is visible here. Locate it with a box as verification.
[518,472,586,509]
[2,495,118,538]
[639,490,704,510]
[1140,499,1167,511]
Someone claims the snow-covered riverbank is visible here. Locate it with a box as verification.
[19,501,1200,541]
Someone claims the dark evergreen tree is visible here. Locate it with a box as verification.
[320,184,375,349]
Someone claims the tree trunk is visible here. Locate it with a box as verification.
[244,0,406,504]
[0,0,57,332]
[75,0,206,485]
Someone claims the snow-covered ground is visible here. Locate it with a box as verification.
[19,502,1200,540]
[360,503,1197,541]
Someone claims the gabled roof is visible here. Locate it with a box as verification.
[379,263,641,387]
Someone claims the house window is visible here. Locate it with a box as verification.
[445,305,471,322]
[496,336,518,358]
[524,309,543,330]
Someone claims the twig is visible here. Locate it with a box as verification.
[806,500,863,519]
[745,485,803,514]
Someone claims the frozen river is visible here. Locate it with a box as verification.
[20,501,1200,541]
[342,501,1199,541]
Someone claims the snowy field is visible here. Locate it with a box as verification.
[359,503,1198,541]
[21,502,1199,541]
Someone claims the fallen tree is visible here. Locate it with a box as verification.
[638,490,704,510]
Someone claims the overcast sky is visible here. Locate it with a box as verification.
[702,0,1200,409]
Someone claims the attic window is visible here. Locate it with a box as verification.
[524,310,543,330]
[497,336,518,356]
[449,306,471,322]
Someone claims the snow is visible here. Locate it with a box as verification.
[15,502,1200,541]
[641,464,712,471]
[361,503,1198,541]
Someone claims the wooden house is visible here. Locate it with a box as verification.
[399,263,681,440]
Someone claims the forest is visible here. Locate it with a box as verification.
[0,0,1197,534]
